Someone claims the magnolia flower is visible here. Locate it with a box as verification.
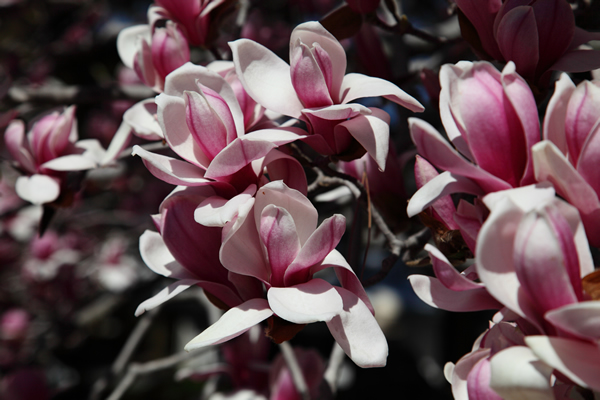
[455,0,600,85]
[149,0,232,47]
[532,74,600,246]
[230,21,424,170]
[132,62,307,196]
[117,20,190,93]
[4,106,105,204]
[407,61,539,219]
[186,181,388,368]
[136,185,263,316]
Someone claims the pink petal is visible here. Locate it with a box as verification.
[290,22,346,104]
[262,149,308,196]
[531,0,575,74]
[4,120,35,173]
[194,185,256,227]
[467,358,502,400]
[545,302,600,341]
[495,6,539,79]
[117,24,151,69]
[565,81,600,163]
[135,278,200,316]
[339,73,424,112]
[138,230,191,279]
[489,346,554,399]
[267,279,343,324]
[526,336,600,392]
[184,90,231,160]
[542,73,575,153]
[450,349,491,400]
[132,145,211,186]
[254,181,318,246]
[407,171,483,218]
[123,99,163,140]
[325,286,388,368]
[408,275,502,312]
[290,43,333,108]
[550,49,600,73]
[454,0,503,59]
[409,118,512,193]
[335,107,390,171]
[156,93,211,168]
[260,205,301,287]
[230,39,303,118]
[284,214,345,286]
[204,136,274,180]
[427,244,483,291]
[184,299,274,349]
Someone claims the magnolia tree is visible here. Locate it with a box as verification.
[1,0,600,399]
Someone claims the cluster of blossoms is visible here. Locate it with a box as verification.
[2,0,600,398]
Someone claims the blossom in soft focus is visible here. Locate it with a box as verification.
[0,367,50,400]
[4,106,105,204]
[0,309,29,341]
[455,0,600,85]
[136,185,263,316]
[269,347,328,400]
[407,61,539,218]
[186,181,388,368]
[117,20,190,93]
[230,21,424,170]
[532,74,600,247]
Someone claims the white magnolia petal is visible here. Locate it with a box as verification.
[326,286,388,368]
[102,121,133,165]
[139,230,190,279]
[185,299,273,350]
[123,99,163,140]
[489,346,554,400]
[340,73,424,112]
[135,279,200,316]
[267,279,343,324]
[194,184,257,227]
[132,145,211,186]
[15,174,60,205]
[117,24,150,69]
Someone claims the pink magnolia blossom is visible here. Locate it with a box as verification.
[455,0,600,85]
[186,181,388,368]
[407,61,539,219]
[136,185,263,316]
[117,20,190,93]
[269,347,327,400]
[230,21,424,170]
[4,106,105,204]
[132,62,307,221]
[149,0,231,47]
[532,74,600,247]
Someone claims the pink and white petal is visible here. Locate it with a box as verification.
[409,118,511,193]
[101,121,132,166]
[194,185,256,227]
[260,205,301,287]
[284,215,345,286]
[290,22,347,103]
[117,24,150,69]
[123,99,163,140]
[407,171,484,218]
[4,120,35,173]
[267,279,343,324]
[311,249,374,314]
[335,107,389,171]
[339,73,424,112]
[545,302,600,341]
[163,62,244,135]
[542,74,575,153]
[41,153,98,171]
[426,244,483,291]
[476,195,540,325]
[577,120,600,195]
[230,39,303,118]
[132,145,211,186]
[254,181,318,245]
[135,278,200,316]
[325,286,388,368]
[408,275,502,312]
[527,336,600,391]
[139,229,193,280]
[302,103,370,121]
[467,358,503,400]
[184,298,273,349]
[220,199,271,282]
[15,174,60,205]
[204,137,275,180]
[482,182,555,214]
[156,93,211,168]
[489,346,554,400]
[501,61,540,185]
[262,149,308,195]
[450,349,491,400]
[241,127,307,146]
